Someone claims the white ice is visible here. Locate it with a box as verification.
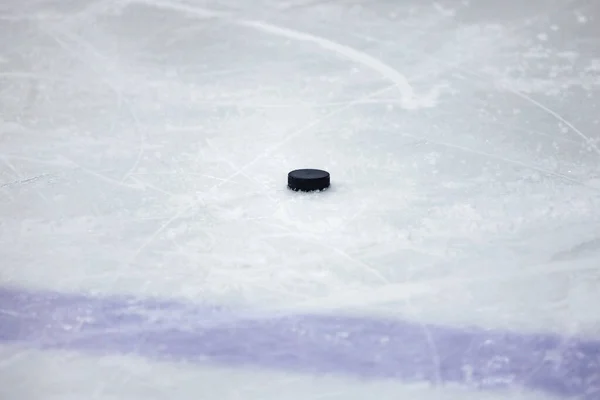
[1,0,600,399]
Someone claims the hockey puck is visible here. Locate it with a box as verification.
[288,169,330,192]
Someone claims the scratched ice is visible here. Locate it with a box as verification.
[1,0,600,399]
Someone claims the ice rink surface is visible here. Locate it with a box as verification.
[1,0,600,399]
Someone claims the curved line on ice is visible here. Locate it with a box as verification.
[129,0,422,109]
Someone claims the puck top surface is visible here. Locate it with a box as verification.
[288,169,330,192]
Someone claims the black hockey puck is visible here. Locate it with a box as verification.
[288,169,330,192]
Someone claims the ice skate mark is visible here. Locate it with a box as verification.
[1,158,49,203]
[509,90,600,158]
[476,108,584,146]
[400,239,442,388]
[309,235,389,285]
[332,247,389,284]
[126,191,207,270]
[128,176,178,197]
[399,134,598,190]
[238,20,419,109]
[0,173,52,189]
[410,298,442,388]
[256,218,389,285]
[70,36,145,186]
[203,138,277,202]
[122,145,219,263]
[45,26,146,186]
[59,156,142,191]
[425,57,598,157]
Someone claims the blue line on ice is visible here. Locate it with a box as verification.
[0,286,598,398]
